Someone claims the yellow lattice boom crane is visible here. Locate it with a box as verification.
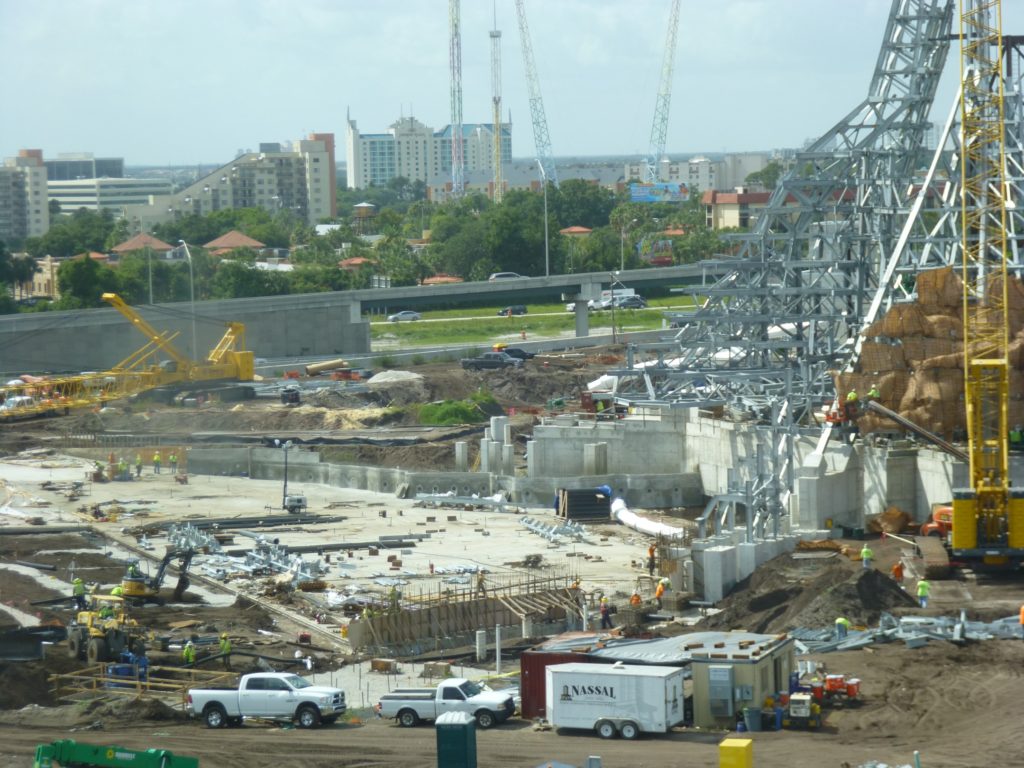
[0,294,254,422]
[951,0,1024,571]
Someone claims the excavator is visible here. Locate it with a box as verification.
[34,740,198,768]
[121,549,196,605]
[0,292,254,421]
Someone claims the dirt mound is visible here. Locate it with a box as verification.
[85,696,186,722]
[696,552,917,633]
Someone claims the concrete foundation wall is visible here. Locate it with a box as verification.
[0,293,369,375]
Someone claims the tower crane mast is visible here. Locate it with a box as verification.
[951,0,1024,570]
[449,0,465,198]
[490,2,504,203]
[646,0,682,183]
[514,0,558,187]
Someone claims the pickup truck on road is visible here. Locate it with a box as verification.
[187,672,346,729]
[376,678,515,729]
[460,352,523,371]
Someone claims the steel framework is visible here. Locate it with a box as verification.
[610,0,1024,535]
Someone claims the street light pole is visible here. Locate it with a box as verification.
[536,159,550,276]
[280,440,292,511]
[178,240,198,362]
[609,272,617,345]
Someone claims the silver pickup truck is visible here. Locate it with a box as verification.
[377,678,515,729]
[187,672,346,728]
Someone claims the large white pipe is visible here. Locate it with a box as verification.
[611,498,686,540]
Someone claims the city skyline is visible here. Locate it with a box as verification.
[4,1,1022,166]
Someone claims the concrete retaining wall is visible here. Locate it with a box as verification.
[0,293,369,375]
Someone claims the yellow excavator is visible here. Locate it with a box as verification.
[0,293,254,420]
[121,549,196,605]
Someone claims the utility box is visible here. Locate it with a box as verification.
[545,662,685,739]
[719,737,753,768]
[435,710,476,768]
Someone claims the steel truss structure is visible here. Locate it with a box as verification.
[614,0,1024,535]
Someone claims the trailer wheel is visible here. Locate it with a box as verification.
[474,709,496,729]
[619,721,640,740]
[596,720,618,739]
[397,709,419,728]
[296,705,321,729]
[203,705,227,729]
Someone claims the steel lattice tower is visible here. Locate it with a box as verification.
[514,0,558,186]
[646,0,681,183]
[491,4,504,203]
[449,0,465,199]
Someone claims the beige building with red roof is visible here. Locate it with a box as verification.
[204,231,265,256]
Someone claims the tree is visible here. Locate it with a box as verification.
[55,256,120,309]
[552,179,616,230]
[25,208,118,258]
[745,161,784,190]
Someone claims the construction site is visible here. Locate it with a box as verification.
[5,1,1024,768]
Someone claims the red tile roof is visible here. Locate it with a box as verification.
[111,233,175,253]
[559,225,593,235]
[338,257,375,270]
[204,231,265,250]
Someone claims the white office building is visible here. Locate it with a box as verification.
[0,150,49,243]
[345,112,511,192]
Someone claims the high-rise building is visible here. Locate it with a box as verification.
[44,153,124,181]
[0,150,49,244]
[345,113,511,193]
[122,134,335,232]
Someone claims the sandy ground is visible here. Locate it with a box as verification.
[4,398,1024,767]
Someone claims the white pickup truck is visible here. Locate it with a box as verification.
[187,672,346,729]
[377,678,515,729]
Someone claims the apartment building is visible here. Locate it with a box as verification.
[122,134,335,232]
[345,113,511,192]
[624,152,771,193]
[48,177,173,215]
[0,150,49,244]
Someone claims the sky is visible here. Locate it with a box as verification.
[3,1,1023,166]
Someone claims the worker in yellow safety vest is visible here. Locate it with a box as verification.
[834,616,851,640]
[219,633,232,670]
[72,578,87,610]
[169,453,178,474]
[152,451,162,475]
[182,640,196,665]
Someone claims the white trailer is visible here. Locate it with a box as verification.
[545,662,686,740]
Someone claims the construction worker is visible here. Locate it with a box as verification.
[110,585,123,597]
[866,383,880,402]
[72,577,87,611]
[654,578,667,609]
[1011,425,1024,453]
[844,388,860,420]
[219,632,232,670]
[646,543,656,577]
[127,561,141,578]
[860,543,874,570]
[834,616,851,640]
[182,639,196,665]
[135,454,143,478]
[98,603,114,619]
[117,457,128,481]
[152,451,161,475]
[890,560,904,586]
[629,590,642,607]
[917,578,931,608]
[475,570,487,598]
[599,597,614,629]
[388,585,401,614]
[169,452,178,474]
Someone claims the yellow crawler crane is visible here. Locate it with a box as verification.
[0,294,253,421]
[951,0,1024,571]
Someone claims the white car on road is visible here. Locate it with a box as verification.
[387,310,422,322]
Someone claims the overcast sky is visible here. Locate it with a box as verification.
[3,1,1022,166]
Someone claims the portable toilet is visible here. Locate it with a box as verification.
[436,711,476,768]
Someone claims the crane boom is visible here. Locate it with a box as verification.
[490,1,504,204]
[102,292,193,371]
[646,0,682,183]
[514,0,558,186]
[449,0,465,199]
[951,0,1024,570]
